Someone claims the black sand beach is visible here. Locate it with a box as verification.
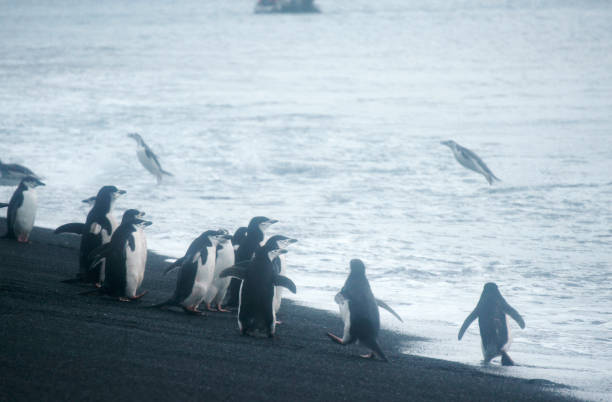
[0,220,575,401]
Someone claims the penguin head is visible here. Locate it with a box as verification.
[214,229,233,245]
[248,216,278,234]
[204,230,232,245]
[21,176,45,188]
[232,227,248,249]
[440,140,457,149]
[264,235,297,251]
[481,282,502,301]
[127,133,144,145]
[121,209,152,228]
[349,259,366,276]
[267,248,288,262]
[94,186,126,210]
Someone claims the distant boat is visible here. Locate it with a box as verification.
[254,0,320,14]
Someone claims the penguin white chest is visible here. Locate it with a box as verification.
[136,148,160,176]
[124,229,147,297]
[334,293,352,340]
[13,189,37,238]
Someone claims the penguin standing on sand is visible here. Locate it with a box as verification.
[127,133,173,184]
[264,235,298,319]
[155,230,231,314]
[0,160,42,186]
[224,217,278,309]
[458,282,525,366]
[55,186,125,284]
[1,176,45,242]
[327,259,403,362]
[203,229,235,312]
[220,243,296,337]
[87,209,151,301]
[440,140,500,185]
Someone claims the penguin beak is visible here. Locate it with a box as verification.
[136,219,152,227]
[279,238,297,248]
[116,189,126,195]
[36,180,46,187]
[268,219,279,225]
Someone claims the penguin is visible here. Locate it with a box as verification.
[1,176,45,242]
[87,209,151,301]
[0,159,41,186]
[154,230,231,314]
[220,244,296,337]
[327,259,403,362]
[56,186,125,284]
[458,282,525,366]
[441,140,500,185]
[264,235,298,320]
[224,216,278,309]
[203,229,235,312]
[127,133,173,184]
[232,227,248,253]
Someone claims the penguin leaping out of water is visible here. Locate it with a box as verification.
[1,176,45,242]
[327,259,403,362]
[458,282,525,366]
[0,159,42,186]
[85,209,152,301]
[441,140,500,185]
[220,242,297,337]
[127,133,173,184]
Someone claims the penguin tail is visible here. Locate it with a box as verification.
[361,338,389,363]
[161,169,173,177]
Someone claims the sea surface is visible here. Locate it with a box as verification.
[1,0,611,399]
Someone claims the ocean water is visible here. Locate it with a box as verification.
[1,0,611,399]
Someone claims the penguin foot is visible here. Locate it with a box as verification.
[360,352,375,360]
[216,304,231,313]
[17,235,29,243]
[183,306,205,315]
[275,320,283,325]
[327,332,344,345]
[130,291,148,300]
[95,282,102,288]
[206,303,217,312]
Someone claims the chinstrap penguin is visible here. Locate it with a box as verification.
[441,140,500,185]
[327,259,403,362]
[220,244,296,337]
[264,235,298,321]
[224,216,278,309]
[127,133,173,184]
[154,230,231,314]
[458,282,525,366]
[203,229,235,312]
[86,209,152,301]
[1,176,45,242]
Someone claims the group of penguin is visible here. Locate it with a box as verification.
[1,134,523,364]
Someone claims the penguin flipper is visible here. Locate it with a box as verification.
[0,202,8,208]
[274,275,296,294]
[458,309,478,340]
[503,302,525,329]
[163,257,185,275]
[88,244,111,269]
[219,266,248,280]
[375,299,403,322]
[54,223,86,235]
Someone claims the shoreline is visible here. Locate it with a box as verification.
[0,220,576,401]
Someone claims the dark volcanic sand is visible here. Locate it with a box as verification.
[0,220,575,401]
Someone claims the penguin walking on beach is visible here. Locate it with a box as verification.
[127,133,173,184]
[0,159,42,186]
[265,235,298,320]
[440,140,500,185]
[55,186,125,285]
[86,209,151,301]
[224,217,278,309]
[220,243,296,337]
[327,259,403,362]
[1,176,45,242]
[458,282,525,366]
[202,229,235,312]
[155,230,231,314]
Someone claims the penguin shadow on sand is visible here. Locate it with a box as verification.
[327,259,403,363]
[458,282,525,367]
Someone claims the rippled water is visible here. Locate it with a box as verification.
[1,0,611,399]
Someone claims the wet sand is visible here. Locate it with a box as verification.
[0,220,575,401]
